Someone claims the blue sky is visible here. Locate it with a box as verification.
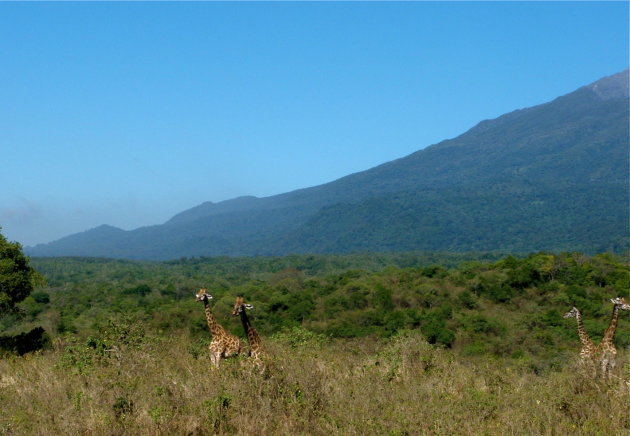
[1,2,628,247]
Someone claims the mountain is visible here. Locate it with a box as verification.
[28,70,630,260]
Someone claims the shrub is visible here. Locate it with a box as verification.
[457,290,478,309]
[122,284,151,297]
[272,326,330,348]
[31,291,50,304]
[0,326,50,355]
[461,314,505,335]
[471,276,514,303]
[461,341,487,356]
[203,393,232,432]
[113,396,134,419]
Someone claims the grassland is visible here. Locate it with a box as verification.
[2,251,630,435]
[1,329,629,435]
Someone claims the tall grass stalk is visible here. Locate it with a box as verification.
[0,331,628,435]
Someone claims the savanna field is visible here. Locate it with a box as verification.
[1,3,628,436]
[1,250,630,435]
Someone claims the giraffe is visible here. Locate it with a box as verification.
[232,296,265,370]
[195,288,243,368]
[595,297,630,378]
[563,306,597,362]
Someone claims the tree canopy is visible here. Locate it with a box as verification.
[0,228,43,315]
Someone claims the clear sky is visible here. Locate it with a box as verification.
[1,2,628,247]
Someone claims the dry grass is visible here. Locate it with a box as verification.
[0,331,629,435]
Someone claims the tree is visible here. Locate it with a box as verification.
[0,228,44,315]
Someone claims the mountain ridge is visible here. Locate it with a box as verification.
[27,69,630,259]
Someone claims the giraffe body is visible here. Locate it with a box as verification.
[594,297,629,378]
[566,298,630,378]
[196,288,243,368]
[563,307,597,362]
[233,296,265,370]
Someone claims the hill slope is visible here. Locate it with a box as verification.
[28,70,630,259]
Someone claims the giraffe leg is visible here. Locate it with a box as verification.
[254,358,265,373]
[605,357,616,380]
[582,358,595,378]
[212,351,222,368]
[600,357,609,379]
[208,344,221,368]
[250,351,265,373]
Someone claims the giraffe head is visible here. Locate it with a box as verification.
[563,307,580,319]
[232,296,254,316]
[195,288,213,302]
[611,297,630,311]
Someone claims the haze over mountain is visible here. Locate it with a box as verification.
[28,70,630,260]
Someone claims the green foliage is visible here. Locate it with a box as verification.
[461,341,487,356]
[101,315,147,349]
[0,229,44,315]
[59,337,107,374]
[21,251,630,368]
[420,309,455,348]
[203,393,232,432]
[0,230,49,353]
[373,285,394,311]
[122,284,151,297]
[461,314,505,335]
[31,291,50,304]
[471,275,515,303]
[59,316,150,374]
[457,290,478,309]
[272,326,330,348]
[112,397,134,419]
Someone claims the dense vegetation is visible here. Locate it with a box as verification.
[0,248,628,434]
[28,70,629,259]
[15,251,629,371]
[0,230,43,314]
[290,182,628,254]
[0,229,45,350]
[0,250,628,434]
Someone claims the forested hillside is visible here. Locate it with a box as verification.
[28,70,630,259]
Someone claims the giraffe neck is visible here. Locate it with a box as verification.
[575,310,593,347]
[239,310,261,350]
[203,300,226,338]
[601,304,620,346]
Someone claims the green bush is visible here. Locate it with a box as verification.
[31,291,50,304]
[471,277,514,303]
[272,326,329,348]
[122,284,151,297]
[457,290,478,309]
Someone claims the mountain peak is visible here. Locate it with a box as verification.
[92,224,125,233]
[586,69,629,100]
[27,70,629,259]
[167,195,261,225]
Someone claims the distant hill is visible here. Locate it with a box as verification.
[28,70,630,260]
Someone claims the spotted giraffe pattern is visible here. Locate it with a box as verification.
[594,297,630,378]
[232,296,264,369]
[196,288,243,368]
[563,306,597,361]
